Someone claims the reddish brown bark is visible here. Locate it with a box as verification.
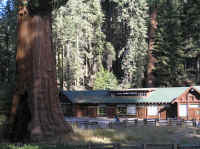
[8,0,72,142]
[146,8,158,87]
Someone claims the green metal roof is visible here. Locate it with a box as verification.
[62,86,200,104]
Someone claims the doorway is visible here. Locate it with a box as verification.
[166,103,177,119]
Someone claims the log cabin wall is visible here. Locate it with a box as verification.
[160,110,167,119]
[176,92,200,120]
[88,106,97,117]
[70,104,168,119]
[107,105,116,118]
[137,105,146,119]
[61,87,200,120]
[145,104,167,119]
[114,104,167,119]
[71,104,98,117]
[74,105,82,117]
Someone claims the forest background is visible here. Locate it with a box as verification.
[0,0,199,143]
[0,0,200,93]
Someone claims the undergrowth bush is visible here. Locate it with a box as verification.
[0,85,13,127]
[0,144,88,149]
[0,144,39,149]
[0,115,6,126]
[93,68,118,90]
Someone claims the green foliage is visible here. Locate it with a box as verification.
[52,0,200,89]
[0,0,17,85]
[0,115,6,126]
[113,0,149,88]
[0,85,13,126]
[153,0,200,86]
[53,0,115,90]
[7,144,39,149]
[93,68,118,90]
[1,0,199,92]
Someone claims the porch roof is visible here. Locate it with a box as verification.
[62,86,200,104]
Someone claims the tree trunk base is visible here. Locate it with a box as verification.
[9,7,73,143]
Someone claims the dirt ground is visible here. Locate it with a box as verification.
[1,124,200,144]
[73,126,200,144]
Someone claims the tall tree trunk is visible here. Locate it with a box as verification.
[8,1,72,142]
[146,5,157,87]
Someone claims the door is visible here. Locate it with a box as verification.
[107,106,116,118]
[88,106,97,118]
[137,106,146,119]
[179,104,187,119]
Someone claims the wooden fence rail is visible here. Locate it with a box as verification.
[70,119,197,129]
[1,143,200,149]
[177,144,200,149]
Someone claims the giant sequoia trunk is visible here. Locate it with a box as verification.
[146,5,157,87]
[8,0,72,142]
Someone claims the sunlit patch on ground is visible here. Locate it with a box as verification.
[71,126,200,144]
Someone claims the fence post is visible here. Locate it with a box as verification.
[109,122,113,129]
[124,120,127,128]
[143,144,146,149]
[156,119,159,127]
[168,119,170,126]
[88,142,92,149]
[173,144,177,149]
[114,143,120,149]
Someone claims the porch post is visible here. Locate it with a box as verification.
[177,103,180,119]
[186,92,189,120]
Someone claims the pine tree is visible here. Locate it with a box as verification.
[93,67,118,90]
[153,0,200,86]
[146,0,158,87]
[0,0,17,85]
[111,0,149,88]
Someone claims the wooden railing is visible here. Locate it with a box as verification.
[66,118,197,129]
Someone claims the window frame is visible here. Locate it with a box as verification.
[98,105,107,116]
[189,104,200,108]
[179,104,187,117]
[127,105,137,115]
[117,104,127,115]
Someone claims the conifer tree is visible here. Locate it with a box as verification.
[9,0,72,142]
[0,0,17,85]
[153,0,200,86]
[53,0,115,90]
[146,0,158,87]
[112,0,148,88]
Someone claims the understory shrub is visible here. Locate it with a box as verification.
[93,68,118,90]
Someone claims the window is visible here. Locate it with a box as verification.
[127,105,136,115]
[98,105,107,116]
[88,106,97,117]
[110,91,147,96]
[117,105,127,115]
[137,92,147,96]
[196,110,200,115]
[179,104,187,117]
[189,104,200,108]
[147,105,158,116]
